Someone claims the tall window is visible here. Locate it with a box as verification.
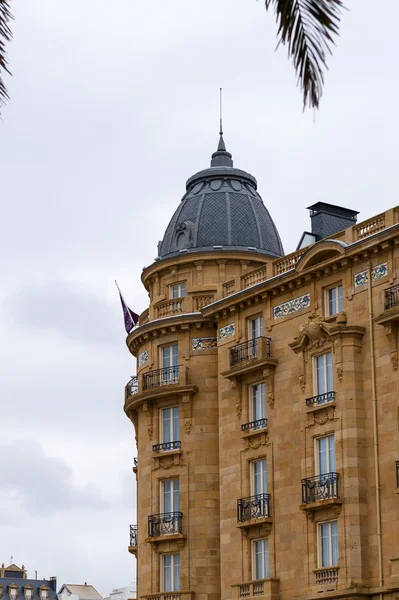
[318,521,338,567]
[252,539,269,580]
[162,554,180,592]
[251,459,268,495]
[161,478,180,513]
[249,316,264,339]
[250,383,266,428]
[315,353,333,396]
[316,435,335,475]
[9,588,18,600]
[162,344,179,383]
[24,589,33,600]
[161,407,179,446]
[170,283,186,299]
[327,285,343,316]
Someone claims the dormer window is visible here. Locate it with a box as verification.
[9,586,18,600]
[24,588,33,600]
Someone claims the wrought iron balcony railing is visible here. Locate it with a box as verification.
[230,337,271,367]
[237,493,271,522]
[152,441,181,452]
[134,457,138,467]
[241,418,267,433]
[302,472,340,504]
[148,511,183,537]
[129,524,137,546]
[143,365,180,390]
[315,568,338,585]
[396,461,399,488]
[386,285,399,309]
[306,391,335,407]
[127,376,138,396]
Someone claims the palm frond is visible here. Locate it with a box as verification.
[265,0,344,109]
[0,0,13,111]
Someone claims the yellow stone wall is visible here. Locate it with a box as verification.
[125,208,399,600]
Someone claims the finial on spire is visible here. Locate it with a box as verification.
[219,87,223,136]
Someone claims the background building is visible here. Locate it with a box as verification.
[0,563,57,600]
[124,133,399,600]
[58,584,102,600]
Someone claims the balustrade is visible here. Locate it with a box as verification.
[148,512,183,537]
[301,472,340,504]
[237,493,271,522]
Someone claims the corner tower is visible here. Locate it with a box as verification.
[124,134,282,600]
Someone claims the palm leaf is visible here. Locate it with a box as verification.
[0,0,12,111]
[265,0,344,109]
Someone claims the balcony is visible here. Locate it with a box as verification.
[315,567,339,585]
[156,298,184,319]
[241,419,268,433]
[128,524,137,556]
[232,579,280,600]
[223,337,276,382]
[230,337,271,366]
[152,441,181,453]
[143,593,194,600]
[386,285,399,310]
[143,366,181,390]
[126,376,138,396]
[237,493,272,526]
[301,473,341,510]
[305,391,335,411]
[148,511,183,538]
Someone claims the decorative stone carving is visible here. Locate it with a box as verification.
[159,456,175,470]
[219,323,235,340]
[192,337,217,350]
[175,220,195,250]
[354,262,388,287]
[185,418,192,434]
[384,323,399,371]
[143,401,153,440]
[273,293,310,320]
[242,431,270,451]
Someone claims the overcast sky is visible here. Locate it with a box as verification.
[1,0,399,595]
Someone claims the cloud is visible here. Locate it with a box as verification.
[0,440,109,515]
[4,281,120,346]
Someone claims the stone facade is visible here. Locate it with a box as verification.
[124,205,399,600]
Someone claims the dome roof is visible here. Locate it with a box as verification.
[157,134,284,260]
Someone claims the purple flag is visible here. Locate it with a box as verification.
[116,283,139,333]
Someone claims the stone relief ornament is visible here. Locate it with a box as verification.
[138,350,148,367]
[354,262,388,287]
[192,337,217,350]
[185,418,192,434]
[273,293,310,320]
[219,323,235,340]
[175,220,195,250]
[159,456,175,470]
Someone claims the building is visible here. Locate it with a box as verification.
[123,132,399,600]
[103,587,136,600]
[58,584,102,600]
[0,563,57,600]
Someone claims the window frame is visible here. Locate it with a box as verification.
[317,520,338,568]
[160,406,180,445]
[248,315,264,340]
[24,588,33,600]
[160,477,180,513]
[249,382,267,425]
[161,553,180,592]
[250,458,268,496]
[325,284,343,317]
[314,434,336,476]
[170,282,186,300]
[313,352,333,396]
[251,538,269,580]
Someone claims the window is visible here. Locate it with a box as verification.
[24,589,33,600]
[9,588,18,600]
[251,459,268,496]
[40,591,48,600]
[162,554,180,592]
[252,539,269,580]
[315,353,333,396]
[161,407,180,446]
[326,285,343,316]
[318,521,338,567]
[250,383,266,428]
[249,315,264,339]
[161,344,179,383]
[316,435,335,476]
[161,478,180,513]
[170,283,186,299]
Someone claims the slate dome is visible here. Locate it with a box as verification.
[157,134,284,260]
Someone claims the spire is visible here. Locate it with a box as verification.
[211,88,233,167]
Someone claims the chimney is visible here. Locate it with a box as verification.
[50,577,57,592]
[307,202,359,240]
